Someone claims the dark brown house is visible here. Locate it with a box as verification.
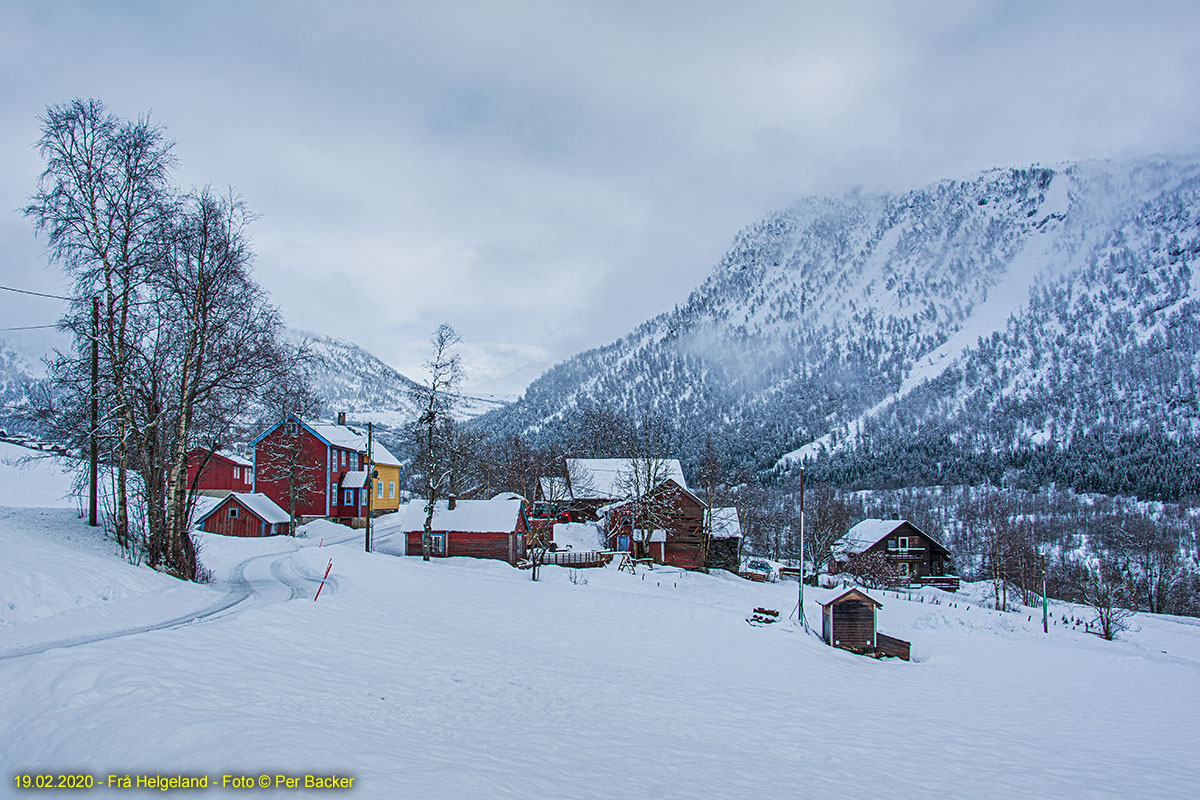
[829,518,958,590]
[602,479,709,569]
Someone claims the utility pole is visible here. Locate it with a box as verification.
[798,465,809,631]
[88,295,98,527]
[365,422,373,553]
[1042,551,1049,634]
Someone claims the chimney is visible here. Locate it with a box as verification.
[892,512,900,520]
[337,412,346,426]
[448,494,457,511]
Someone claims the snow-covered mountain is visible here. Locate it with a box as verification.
[476,158,1200,500]
[0,337,44,434]
[290,331,508,428]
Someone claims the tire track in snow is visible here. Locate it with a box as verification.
[0,528,365,661]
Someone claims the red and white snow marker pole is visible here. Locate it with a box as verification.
[314,559,333,601]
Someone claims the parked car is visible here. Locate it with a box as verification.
[741,558,779,582]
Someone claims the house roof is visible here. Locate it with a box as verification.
[596,478,706,518]
[195,492,290,525]
[565,458,688,499]
[399,496,524,533]
[219,450,252,467]
[253,416,403,466]
[341,470,370,489]
[832,518,950,558]
[816,586,883,608]
[711,507,742,539]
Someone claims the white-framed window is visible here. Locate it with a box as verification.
[341,451,347,467]
[432,533,446,555]
[897,536,909,551]
[345,489,354,506]
[233,466,241,479]
[388,481,395,499]
[377,481,383,500]
[331,482,337,501]
[228,507,239,519]
[352,453,359,470]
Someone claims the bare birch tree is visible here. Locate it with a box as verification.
[408,324,463,561]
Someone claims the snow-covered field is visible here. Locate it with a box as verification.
[2,454,1199,798]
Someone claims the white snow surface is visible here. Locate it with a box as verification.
[2,480,1199,797]
[397,495,523,534]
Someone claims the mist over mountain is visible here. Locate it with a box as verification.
[474,158,1200,501]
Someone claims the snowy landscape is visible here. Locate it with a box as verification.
[3,444,1199,799]
[4,4,1200,798]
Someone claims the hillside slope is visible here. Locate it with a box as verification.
[476,158,1200,499]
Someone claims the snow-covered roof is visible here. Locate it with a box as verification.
[832,518,950,557]
[308,422,401,466]
[492,492,528,503]
[565,458,688,499]
[341,470,370,489]
[833,519,907,556]
[195,492,290,525]
[711,507,741,539]
[399,496,524,533]
[218,450,252,467]
[815,586,883,608]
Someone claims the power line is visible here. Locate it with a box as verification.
[0,324,59,331]
[0,285,72,301]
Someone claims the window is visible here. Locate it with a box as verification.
[341,451,347,467]
[345,489,354,506]
[377,481,383,500]
[228,507,239,519]
[233,466,241,479]
[432,533,445,555]
[899,562,910,576]
[352,453,359,470]
[285,419,298,436]
[331,482,337,501]
[389,481,395,499]
[897,536,909,551]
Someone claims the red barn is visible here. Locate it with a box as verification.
[602,479,709,570]
[252,415,374,524]
[195,492,290,537]
[400,493,529,564]
[186,449,253,495]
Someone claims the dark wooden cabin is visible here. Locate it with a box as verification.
[603,479,708,569]
[830,518,959,591]
[820,587,882,654]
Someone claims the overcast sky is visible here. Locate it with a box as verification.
[2,1,1199,395]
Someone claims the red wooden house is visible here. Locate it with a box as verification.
[195,492,290,537]
[252,415,374,525]
[400,493,530,564]
[186,449,253,495]
[602,479,710,570]
[830,518,959,591]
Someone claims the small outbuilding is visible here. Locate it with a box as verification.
[195,492,291,537]
[818,586,911,660]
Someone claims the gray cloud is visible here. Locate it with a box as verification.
[2,1,1198,393]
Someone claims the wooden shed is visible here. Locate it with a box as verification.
[818,587,911,660]
[195,492,291,537]
[820,587,882,654]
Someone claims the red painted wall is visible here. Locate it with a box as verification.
[187,450,252,492]
[254,424,329,517]
[201,496,279,537]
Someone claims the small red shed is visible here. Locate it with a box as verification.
[195,492,291,537]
